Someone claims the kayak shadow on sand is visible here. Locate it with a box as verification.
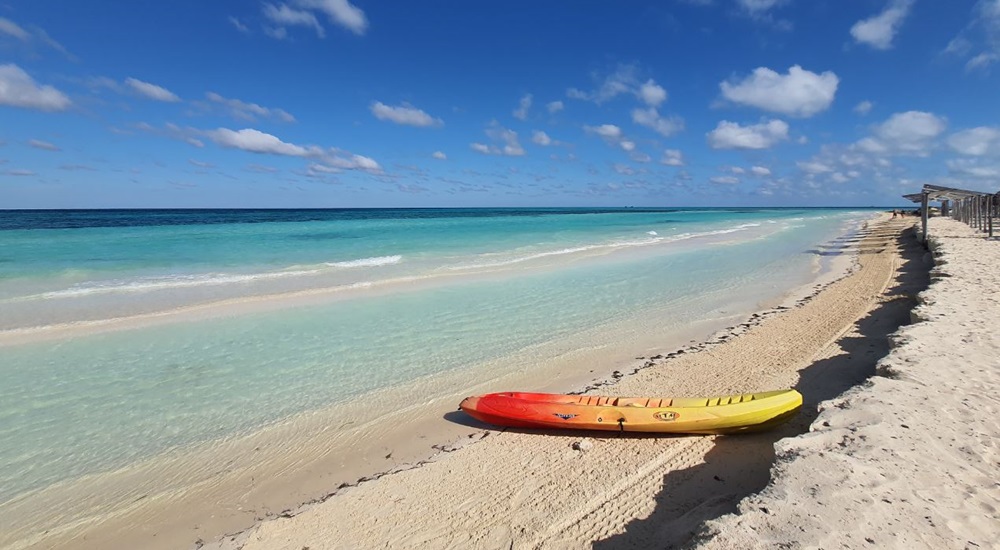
[590,225,930,550]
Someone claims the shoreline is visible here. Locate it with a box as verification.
[1,214,879,550]
[211,215,905,550]
[695,216,998,548]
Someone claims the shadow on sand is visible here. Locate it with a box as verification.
[590,226,930,550]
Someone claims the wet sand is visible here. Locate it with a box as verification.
[203,215,928,549]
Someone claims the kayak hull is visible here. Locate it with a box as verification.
[459,389,802,435]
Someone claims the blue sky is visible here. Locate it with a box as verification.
[1,0,998,208]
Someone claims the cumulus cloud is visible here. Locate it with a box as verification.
[585,123,638,152]
[125,77,181,102]
[370,102,442,127]
[948,126,1000,156]
[719,65,839,117]
[297,0,368,35]
[867,111,947,155]
[261,0,368,37]
[432,151,447,160]
[707,119,789,149]
[513,94,532,120]
[631,108,684,137]
[263,3,324,37]
[0,64,71,111]
[206,92,295,122]
[532,130,553,146]
[854,100,874,115]
[710,175,741,185]
[470,122,525,156]
[638,80,667,106]
[28,139,59,151]
[751,165,772,176]
[661,149,684,166]
[568,64,670,107]
[947,158,1000,178]
[547,100,564,113]
[207,128,311,156]
[851,0,914,50]
[203,126,383,174]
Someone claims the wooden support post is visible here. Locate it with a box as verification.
[921,192,929,245]
[986,195,993,239]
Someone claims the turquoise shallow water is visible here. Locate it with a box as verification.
[0,208,874,506]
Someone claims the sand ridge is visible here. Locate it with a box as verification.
[214,216,924,550]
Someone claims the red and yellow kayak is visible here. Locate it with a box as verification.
[459,389,802,435]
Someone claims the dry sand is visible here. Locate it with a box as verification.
[695,217,999,549]
[204,216,936,550]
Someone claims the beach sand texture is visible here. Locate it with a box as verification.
[696,217,999,549]
[211,216,930,549]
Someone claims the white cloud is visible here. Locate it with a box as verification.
[728,166,747,174]
[229,17,250,33]
[5,169,35,176]
[631,108,684,137]
[586,124,623,140]
[661,149,684,166]
[707,119,789,149]
[797,160,834,174]
[944,1,1000,73]
[736,0,787,15]
[568,64,670,107]
[719,65,839,118]
[322,152,380,172]
[613,163,636,176]
[0,64,71,111]
[370,102,442,127]
[948,126,1000,156]
[470,122,525,156]
[206,92,295,122]
[710,175,741,185]
[296,0,368,35]
[28,139,59,151]
[0,17,71,57]
[125,77,180,102]
[513,94,532,120]
[967,52,1000,71]
[853,100,874,115]
[584,123,641,154]
[532,130,552,146]
[869,110,947,155]
[850,0,914,50]
[947,158,1000,178]
[547,100,564,113]
[751,165,772,176]
[0,17,30,40]
[432,151,447,160]
[638,80,667,106]
[207,128,311,156]
[263,3,325,37]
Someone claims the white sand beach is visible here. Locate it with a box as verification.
[195,214,973,550]
[696,216,999,549]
